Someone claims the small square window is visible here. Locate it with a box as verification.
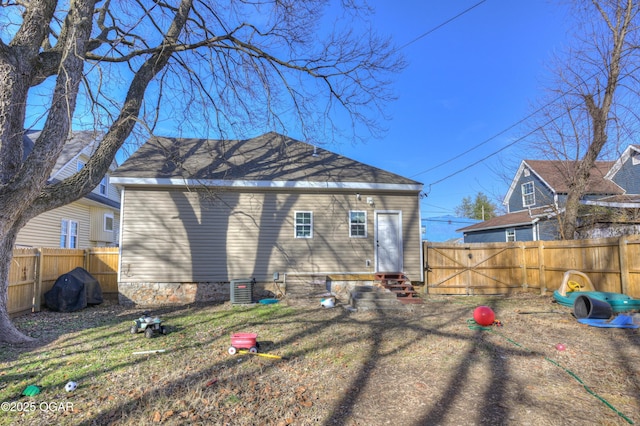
[104,213,114,232]
[295,212,313,238]
[349,211,367,237]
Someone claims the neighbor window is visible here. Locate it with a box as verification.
[295,211,313,238]
[349,211,367,237]
[60,220,79,248]
[521,181,535,207]
[104,213,114,232]
[506,228,516,242]
[99,176,108,195]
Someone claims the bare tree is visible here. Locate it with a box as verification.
[0,0,403,343]
[524,0,640,239]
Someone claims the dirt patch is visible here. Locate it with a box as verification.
[1,293,639,425]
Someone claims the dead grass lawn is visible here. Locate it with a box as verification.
[1,292,639,425]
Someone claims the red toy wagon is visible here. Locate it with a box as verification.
[228,332,258,355]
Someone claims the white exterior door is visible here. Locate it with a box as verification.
[375,211,403,272]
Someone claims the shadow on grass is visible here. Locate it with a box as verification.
[2,296,638,425]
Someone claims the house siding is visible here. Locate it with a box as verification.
[463,225,533,243]
[610,156,640,194]
[89,207,120,246]
[15,202,91,248]
[119,187,422,283]
[508,172,555,212]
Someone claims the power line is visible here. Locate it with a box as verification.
[397,1,489,51]
[416,70,604,192]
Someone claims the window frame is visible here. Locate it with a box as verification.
[521,181,535,207]
[506,228,516,242]
[104,213,114,232]
[99,175,108,195]
[60,219,79,248]
[349,210,367,238]
[294,211,313,238]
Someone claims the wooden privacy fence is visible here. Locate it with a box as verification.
[8,247,119,316]
[424,235,640,299]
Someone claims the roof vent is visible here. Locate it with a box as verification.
[312,145,318,157]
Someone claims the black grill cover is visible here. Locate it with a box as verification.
[44,267,103,312]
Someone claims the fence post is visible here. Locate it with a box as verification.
[538,241,546,295]
[619,236,629,295]
[32,248,43,312]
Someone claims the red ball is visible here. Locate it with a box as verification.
[473,305,495,326]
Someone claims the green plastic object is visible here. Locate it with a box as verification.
[22,385,41,396]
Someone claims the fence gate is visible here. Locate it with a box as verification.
[425,243,526,295]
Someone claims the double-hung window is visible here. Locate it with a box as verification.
[506,228,516,242]
[295,212,313,238]
[60,220,79,248]
[349,211,367,237]
[521,181,535,207]
[99,176,108,195]
[104,213,114,232]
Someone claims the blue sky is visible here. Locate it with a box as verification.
[333,1,575,218]
[18,1,575,220]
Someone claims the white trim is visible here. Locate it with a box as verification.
[294,211,313,238]
[604,145,640,180]
[503,160,556,209]
[349,210,367,238]
[60,219,79,248]
[109,176,422,192]
[117,188,125,282]
[521,181,535,207]
[104,213,114,232]
[374,210,403,273]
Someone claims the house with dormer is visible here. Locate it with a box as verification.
[458,145,640,242]
[14,130,121,249]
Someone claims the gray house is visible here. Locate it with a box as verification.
[111,132,424,305]
[458,145,640,243]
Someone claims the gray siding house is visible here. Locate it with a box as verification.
[459,146,640,242]
[111,132,424,305]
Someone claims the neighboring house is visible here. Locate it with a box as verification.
[458,145,640,243]
[421,215,480,242]
[14,130,121,249]
[110,132,424,306]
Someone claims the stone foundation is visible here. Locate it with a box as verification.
[118,281,279,307]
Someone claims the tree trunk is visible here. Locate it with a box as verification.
[0,224,34,344]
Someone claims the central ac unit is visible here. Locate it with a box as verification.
[230,278,255,304]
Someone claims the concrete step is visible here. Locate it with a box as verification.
[349,286,409,311]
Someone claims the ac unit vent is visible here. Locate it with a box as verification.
[230,278,255,304]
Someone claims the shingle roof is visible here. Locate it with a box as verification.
[456,206,554,232]
[524,160,622,194]
[112,132,422,188]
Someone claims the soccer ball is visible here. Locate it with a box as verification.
[64,381,77,392]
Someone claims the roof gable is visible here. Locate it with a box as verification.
[604,145,640,180]
[112,132,422,190]
[504,158,623,207]
[23,130,110,178]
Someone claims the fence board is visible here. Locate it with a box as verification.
[8,247,120,316]
[425,236,640,298]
